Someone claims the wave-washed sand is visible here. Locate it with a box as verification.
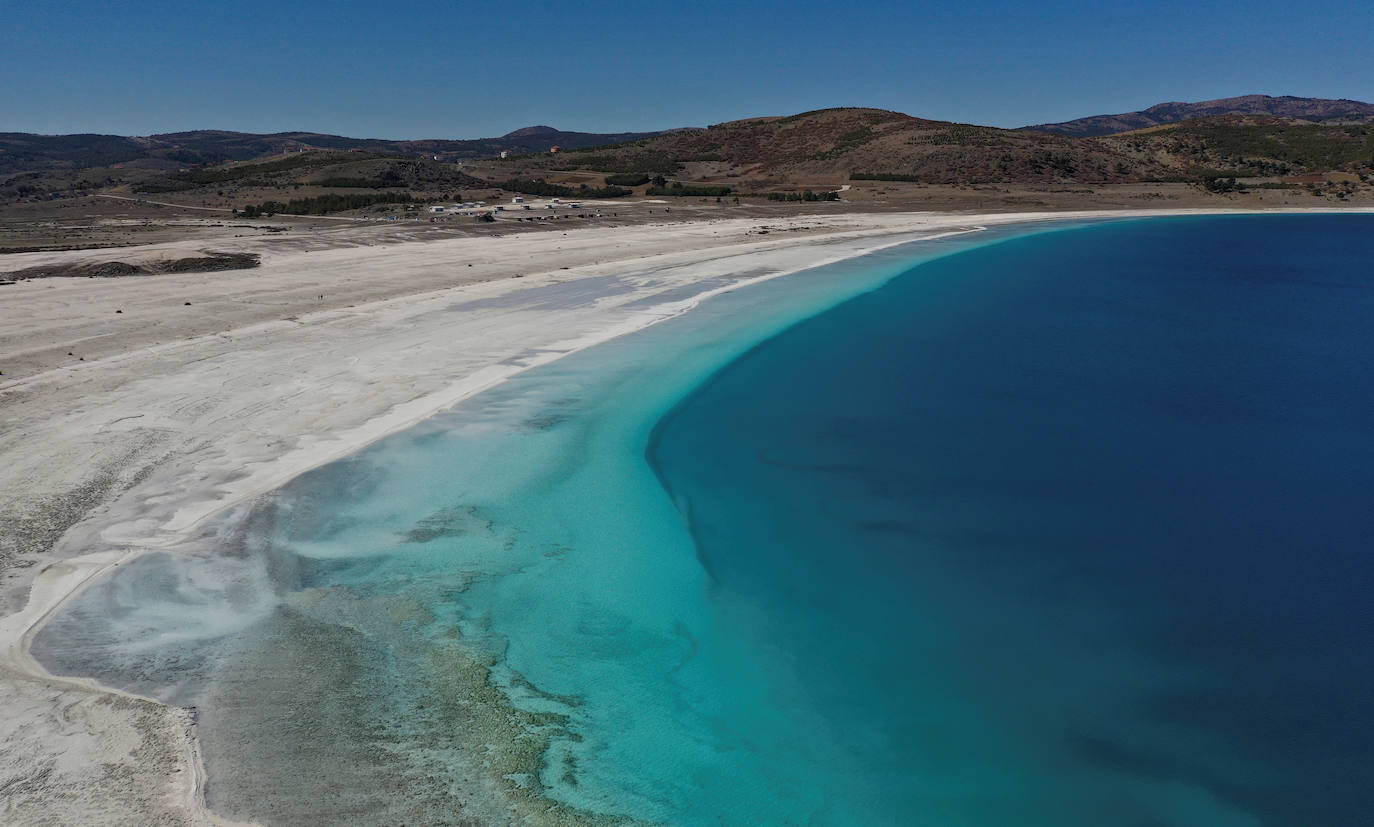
[1,207,1360,824]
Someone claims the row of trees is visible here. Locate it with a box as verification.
[646,182,733,197]
[604,173,651,186]
[494,178,632,198]
[316,176,388,188]
[850,172,923,182]
[1201,176,1245,194]
[765,190,841,201]
[237,191,417,216]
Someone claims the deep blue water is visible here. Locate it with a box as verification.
[35,216,1374,826]
[649,214,1374,825]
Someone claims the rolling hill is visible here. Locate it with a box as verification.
[531,107,1373,186]
[0,126,672,175]
[1023,95,1374,137]
[537,108,1169,185]
[5,105,1372,216]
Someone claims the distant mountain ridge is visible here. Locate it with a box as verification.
[0,126,671,175]
[1023,95,1374,137]
[6,102,1373,200]
[501,125,560,138]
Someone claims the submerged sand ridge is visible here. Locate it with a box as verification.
[3,207,1367,824]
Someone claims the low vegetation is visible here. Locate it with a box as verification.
[1200,176,1245,193]
[176,152,368,185]
[764,190,841,201]
[0,132,145,174]
[850,172,923,182]
[492,178,632,198]
[809,126,879,160]
[7,105,1374,215]
[315,176,388,188]
[645,183,733,196]
[1147,119,1374,173]
[135,180,200,193]
[542,108,1374,188]
[557,150,682,174]
[237,192,416,216]
[603,173,651,186]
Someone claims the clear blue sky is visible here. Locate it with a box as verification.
[3,0,1372,138]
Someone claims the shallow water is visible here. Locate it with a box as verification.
[651,214,1374,826]
[35,216,1374,825]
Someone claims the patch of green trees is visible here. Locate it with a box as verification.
[645,182,733,196]
[316,177,388,188]
[1200,176,1245,193]
[238,191,417,216]
[765,190,841,201]
[493,178,631,198]
[850,172,923,182]
[604,173,651,186]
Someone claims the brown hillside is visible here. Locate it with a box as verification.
[525,108,1373,187]
[1026,94,1374,137]
[546,108,1170,185]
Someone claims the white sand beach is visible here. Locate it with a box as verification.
[0,207,1361,824]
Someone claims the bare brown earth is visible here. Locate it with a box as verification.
[516,108,1374,188]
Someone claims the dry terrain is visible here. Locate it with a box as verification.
[4,177,1372,256]
[6,104,1374,256]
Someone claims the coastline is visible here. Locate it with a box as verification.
[2,207,1367,824]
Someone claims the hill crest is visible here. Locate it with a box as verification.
[1024,94,1374,137]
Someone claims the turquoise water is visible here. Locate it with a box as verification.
[36,216,1374,825]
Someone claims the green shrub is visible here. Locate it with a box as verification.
[765,190,840,201]
[239,191,416,216]
[645,183,732,196]
[316,177,388,188]
[491,178,630,198]
[604,173,651,186]
[850,172,923,182]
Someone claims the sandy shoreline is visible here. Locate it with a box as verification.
[2,206,1366,824]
